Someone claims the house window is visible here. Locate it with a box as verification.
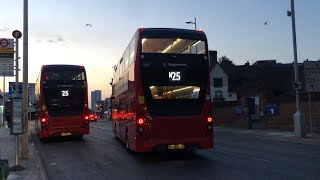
[213,78,223,88]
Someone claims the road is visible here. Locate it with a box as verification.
[32,120,320,180]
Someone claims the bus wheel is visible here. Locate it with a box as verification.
[76,134,83,141]
[40,138,48,143]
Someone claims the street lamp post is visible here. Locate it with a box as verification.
[288,0,306,137]
[21,0,29,158]
[186,17,197,30]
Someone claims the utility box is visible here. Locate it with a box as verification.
[10,97,24,135]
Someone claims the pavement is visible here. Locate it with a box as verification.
[214,126,320,145]
[0,122,47,180]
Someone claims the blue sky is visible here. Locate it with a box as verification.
[1,0,319,102]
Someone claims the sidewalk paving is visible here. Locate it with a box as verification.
[214,126,320,145]
[0,124,47,180]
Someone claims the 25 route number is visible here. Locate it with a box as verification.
[62,90,69,97]
[169,71,181,81]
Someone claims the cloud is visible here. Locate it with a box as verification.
[57,37,64,42]
[47,36,65,43]
[0,26,9,32]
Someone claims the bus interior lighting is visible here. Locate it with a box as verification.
[172,86,193,93]
[192,40,201,47]
[162,38,182,53]
[142,38,147,45]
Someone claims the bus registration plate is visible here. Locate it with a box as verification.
[168,144,185,150]
[61,132,72,137]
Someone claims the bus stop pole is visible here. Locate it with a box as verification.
[11,37,24,171]
[2,76,5,127]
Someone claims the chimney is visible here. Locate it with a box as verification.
[209,50,217,68]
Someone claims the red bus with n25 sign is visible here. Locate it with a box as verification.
[111,28,214,152]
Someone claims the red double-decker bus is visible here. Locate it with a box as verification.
[34,65,90,140]
[111,28,213,152]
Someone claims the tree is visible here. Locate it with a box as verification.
[218,55,235,66]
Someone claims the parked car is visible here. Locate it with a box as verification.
[89,112,98,122]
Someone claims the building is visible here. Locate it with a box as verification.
[91,90,101,111]
[209,54,320,133]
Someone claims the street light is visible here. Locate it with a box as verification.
[186,17,197,30]
[287,0,306,137]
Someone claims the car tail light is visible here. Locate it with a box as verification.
[137,118,144,125]
[41,118,47,123]
[94,115,98,119]
[207,117,213,123]
[84,116,89,121]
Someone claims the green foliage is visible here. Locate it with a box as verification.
[0,160,10,180]
[218,55,235,66]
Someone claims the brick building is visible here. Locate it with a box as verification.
[209,52,320,133]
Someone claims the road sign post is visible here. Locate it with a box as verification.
[9,30,25,171]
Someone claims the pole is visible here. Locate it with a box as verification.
[290,0,306,137]
[14,39,19,165]
[21,0,29,159]
[15,38,19,95]
[15,135,20,166]
[194,17,197,30]
[2,76,5,127]
[308,92,313,137]
[11,37,25,172]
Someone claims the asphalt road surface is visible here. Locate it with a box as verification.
[32,120,320,180]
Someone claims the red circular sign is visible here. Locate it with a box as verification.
[12,30,22,39]
[0,39,9,47]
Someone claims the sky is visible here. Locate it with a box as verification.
[1,0,319,104]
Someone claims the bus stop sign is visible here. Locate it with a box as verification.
[12,30,22,39]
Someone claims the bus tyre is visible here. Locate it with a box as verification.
[40,138,48,143]
[77,134,83,140]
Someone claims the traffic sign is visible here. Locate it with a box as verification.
[293,81,301,90]
[304,61,320,92]
[0,38,14,49]
[0,48,14,53]
[264,104,279,116]
[12,30,22,39]
[0,39,9,47]
[0,58,14,77]
[0,53,14,58]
